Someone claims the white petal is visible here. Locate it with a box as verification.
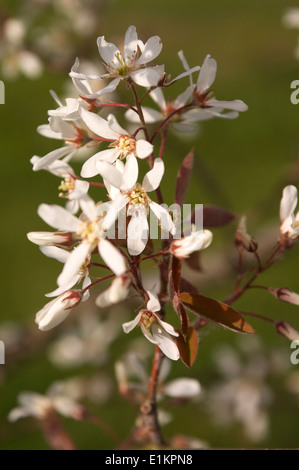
[135,36,162,65]
[107,114,128,135]
[142,158,164,192]
[37,124,61,140]
[280,185,298,222]
[168,66,201,85]
[174,85,193,108]
[32,147,72,171]
[121,154,139,191]
[79,195,97,221]
[40,245,70,263]
[122,312,142,334]
[207,98,248,112]
[57,243,91,287]
[96,161,123,189]
[147,290,161,312]
[127,209,149,256]
[196,55,217,94]
[46,275,80,298]
[164,378,201,398]
[80,149,118,178]
[131,65,165,87]
[149,88,166,110]
[102,194,127,231]
[141,323,158,344]
[38,204,81,232]
[97,36,120,66]
[178,50,191,72]
[151,324,180,360]
[124,25,138,59]
[80,108,119,140]
[150,201,176,236]
[153,314,179,337]
[136,139,153,159]
[98,239,126,275]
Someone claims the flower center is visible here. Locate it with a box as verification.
[126,184,149,215]
[105,50,141,78]
[194,89,214,108]
[163,100,177,117]
[140,311,154,329]
[58,176,75,198]
[76,217,103,246]
[114,135,136,159]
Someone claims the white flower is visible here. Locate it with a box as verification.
[32,116,84,172]
[48,91,89,121]
[8,390,84,422]
[79,108,153,178]
[39,245,91,299]
[95,276,130,308]
[70,57,121,99]
[283,8,299,29]
[122,289,180,360]
[31,156,89,214]
[35,290,82,331]
[179,52,248,121]
[100,156,175,255]
[37,195,126,287]
[163,378,201,398]
[70,25,165,93]
[280,185,299,239]
[171,228,213,258]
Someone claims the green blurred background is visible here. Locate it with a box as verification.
[1,0,299,449]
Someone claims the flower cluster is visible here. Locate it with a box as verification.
[28,25,248,360]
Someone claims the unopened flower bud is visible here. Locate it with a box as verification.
[170,229,213,259]
[270,287,299,306]
[276,321,299,341]
[27,231,73,248]
[235,216,258,252]
[95,276,130,308]
[35,290,82,331]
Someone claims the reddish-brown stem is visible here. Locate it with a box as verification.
[138,345,165,446]
[225,240,287,306]
[159,121,170,160]
[87,181,105,187]
[97,102,139,115]
[150,103,196,144]
[128,80,150,142]
[241,310,276,324]
[40,414,76,450]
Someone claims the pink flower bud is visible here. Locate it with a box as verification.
[276,321,299,341]
[35,290,82,331]
[270,287,299,306]
[27,231,73,248]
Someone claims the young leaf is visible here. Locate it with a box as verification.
[175,327,199,368]
[175,149,194,207]
[180,292,255,334]
[191,205,237,228]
